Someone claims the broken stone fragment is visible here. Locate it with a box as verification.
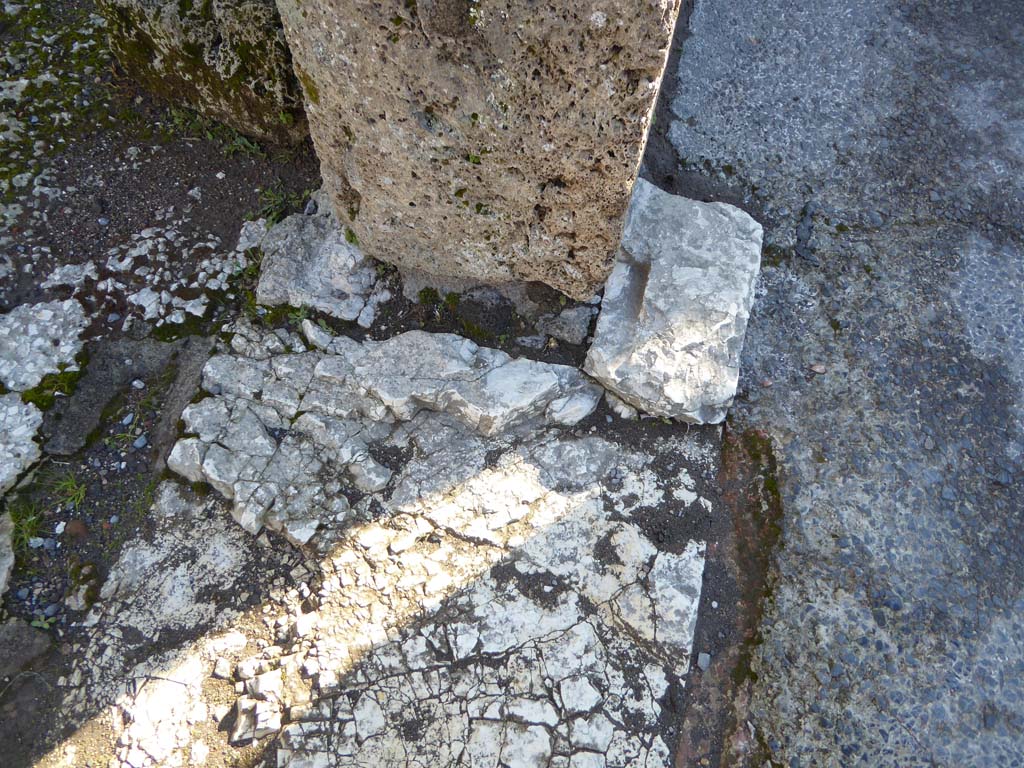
[537,305,597,346]
[0,395,42,498]
[255,191,383,326]
[352,331,602,436]
[168,321,601,543]
[98,0,307,144]
[585,178,763,423]
[276,0,682,299]
[0,512,13,598]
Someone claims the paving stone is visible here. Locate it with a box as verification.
[585,178,762,423]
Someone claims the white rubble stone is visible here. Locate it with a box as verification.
[585,178,763,423]
[256,191,380,324]
[353,332,601,436]
[41,261,98,289]
[231,697,258,744]
[0,511,13,598]
[537,305,596,345]
[0,299,87,391]
[1,394,41,496]
[168,321,600,543]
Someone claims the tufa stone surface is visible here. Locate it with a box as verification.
[585,178,763,423]
[98,0,307,144]
[276,0,681,299]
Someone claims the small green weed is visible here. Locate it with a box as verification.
[250,184,306,225]
[225,134,266,159]
[7,498,42,554]
[50,472,87,508]
[31,615,57,630]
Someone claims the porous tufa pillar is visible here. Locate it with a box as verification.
[276,0,681,299]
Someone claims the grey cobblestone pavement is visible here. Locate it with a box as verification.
[663,0,1024,765]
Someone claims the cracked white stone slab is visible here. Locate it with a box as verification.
[152,321,711,767]
[265,428,705,768]
[585,178,763,423]
[255,191,384,328]
[0,298,87,391]
[168,322,601,544]
[1,393,41,497]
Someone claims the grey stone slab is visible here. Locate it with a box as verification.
[585,178,762,423]
[663,0,1024,764]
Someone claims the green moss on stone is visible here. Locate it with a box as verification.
[295,64,320,106]
[97,0,307,144]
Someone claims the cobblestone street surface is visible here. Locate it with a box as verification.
[663,0,1024,764]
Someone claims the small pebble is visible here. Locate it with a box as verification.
[131,379,145,389]
[109,515,119,525]
[132,435,148,450]
[44,603,60,618]
[121,413,134,426]
[711,600,719,609]
[697,652,711,672]
[809,363,828,375]
[16,588,29,601]
[97,217,109,226]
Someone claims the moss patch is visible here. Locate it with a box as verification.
[295,64,320,106]
[20,351,89,411]
[97,0,308,145]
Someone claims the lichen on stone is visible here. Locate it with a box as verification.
[97,0,308,144]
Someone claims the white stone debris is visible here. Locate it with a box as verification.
[537,304,596,345]
[0,508,13,598]
[0,298,87,391]
[254,190,383,328]
[168,321,602,545]
[585,178,763,423]
[53,320,714,767]
[98,204,249,329]
[41,260,98,289]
